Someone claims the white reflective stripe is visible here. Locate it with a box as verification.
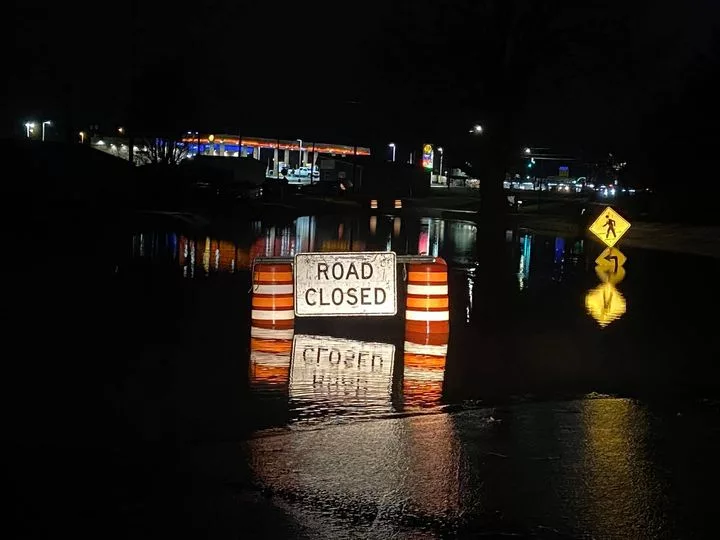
[403,367,445,381]
[406,310,449,321]
[251,327,295,340]
[407,284,448,295]
[253,284,294,295]
[252,309,295,320]
[404,341,448,356]
[250,350,291,365]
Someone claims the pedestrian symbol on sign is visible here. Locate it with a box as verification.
[603,214,616,239]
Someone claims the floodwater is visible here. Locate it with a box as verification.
[8,212,720,538]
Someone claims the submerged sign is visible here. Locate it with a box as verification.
[294,251,397,317]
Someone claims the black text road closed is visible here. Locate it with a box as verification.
[294,251,397,316]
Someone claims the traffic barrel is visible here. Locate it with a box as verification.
[250,326,293,387]
[370,199,378,210]
[403,330,448,408]
[251,262,294,329]
[394,199,402,209]
[405,257,449,335]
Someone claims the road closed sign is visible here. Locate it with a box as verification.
[294,251,397,317]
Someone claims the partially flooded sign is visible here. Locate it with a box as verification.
[294,251,397,317]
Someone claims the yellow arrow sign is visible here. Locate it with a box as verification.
[589,206,631,248]
[595,247,627,271]
[595,265,626,285]
[585,282,627,327]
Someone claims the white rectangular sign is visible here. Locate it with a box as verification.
[294,251,397,317]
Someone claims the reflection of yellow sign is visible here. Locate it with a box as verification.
[595,247,627,271]
[595,265,626,285]
[589,206,631,248]
[585,282,627,327]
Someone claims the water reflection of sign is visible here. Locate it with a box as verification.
[595,247,627,272]
[589,206,631,248]
[595,265,626,285]
[294,252,397,317]
[585,282,627,327]
[290,334,396,415]
[422,144,434,170]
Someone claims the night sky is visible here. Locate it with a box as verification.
[6,0,720,183]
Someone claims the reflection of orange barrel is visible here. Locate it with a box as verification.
[403,330,448,408]
[252,263,294,329]
[250,326,293,387]
[405,257,449,335]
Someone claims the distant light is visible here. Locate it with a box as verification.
[208,134,215,142]
[96,140,105,145]
[388,142,395,148]
[470,124,483,134]
[24,122,36,128]
[438,146,443,153]
[524,147,531,154]
[117,126,125,135]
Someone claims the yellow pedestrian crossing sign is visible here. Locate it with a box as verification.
[589,206,631,248]
[595,247,627,271]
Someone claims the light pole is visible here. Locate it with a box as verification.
[79,131,86,144]
[388,142,396,162]
[42,120,52,141]
[24,122,35,138]
[438,146,444,179]
[297,138,303,168]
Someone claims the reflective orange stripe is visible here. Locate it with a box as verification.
[406,297,449,309]
[252,296,294,308]
[404,353,447,370]
[408,272,447,283]
[251,319,294,330]
[251,338,292,354]
[253,272,293,282]
[405,319,450,335]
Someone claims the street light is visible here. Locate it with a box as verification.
[469,124,483,134]
[24,122,35,138]
[524,147,531,154]
[438,147,444,178]
[42,120,52,141]
[79,131,86,144]
[388,142,396,162]
[118,126,125,135]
